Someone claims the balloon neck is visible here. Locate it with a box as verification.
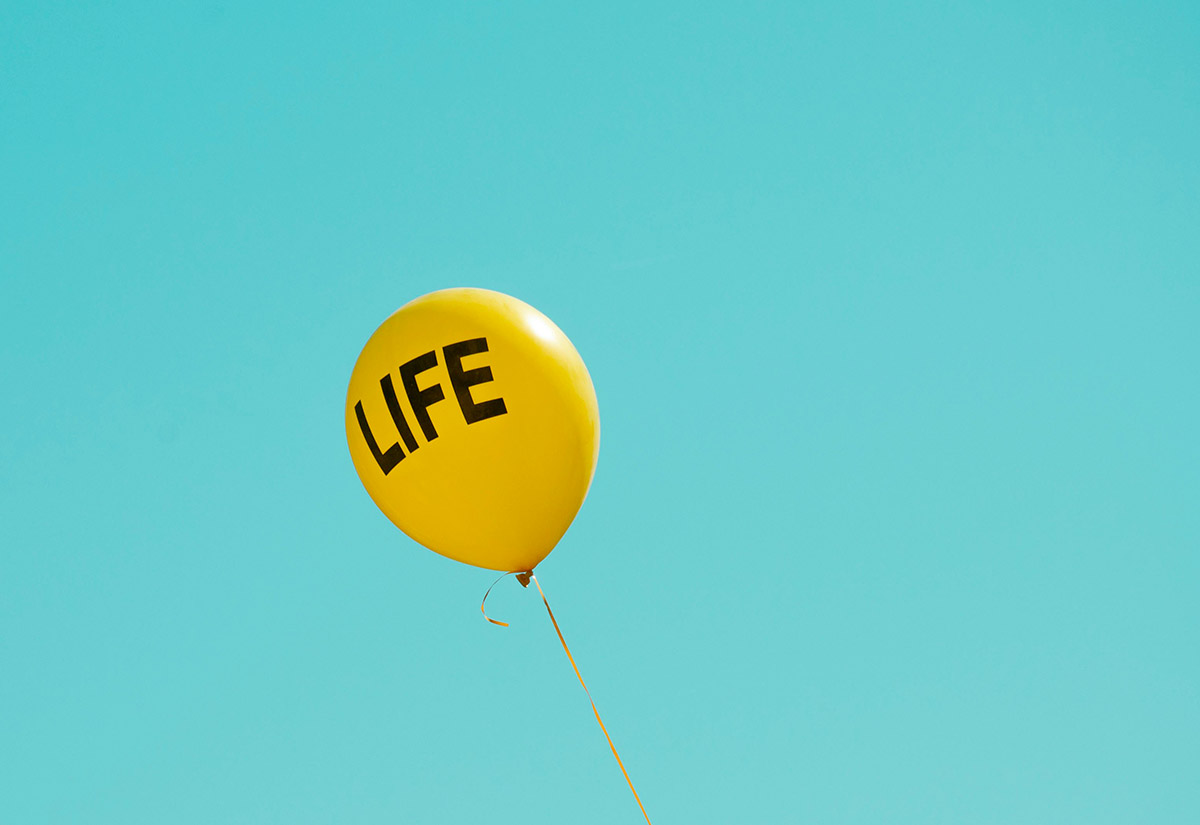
[515,571,533,588]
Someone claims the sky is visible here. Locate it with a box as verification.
[1,2,1197,823]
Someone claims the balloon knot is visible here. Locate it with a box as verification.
[515,571,533,588]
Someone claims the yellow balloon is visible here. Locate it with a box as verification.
[345,288,600,572]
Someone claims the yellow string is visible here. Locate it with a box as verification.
[528,574,653,825]
[481,571,654,823]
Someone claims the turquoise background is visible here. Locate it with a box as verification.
[2,2,1197,822]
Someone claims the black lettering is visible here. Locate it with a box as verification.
[355,400,404,474]
[399,350,445,441]
[380,374,420,453]
[443,338,508,424]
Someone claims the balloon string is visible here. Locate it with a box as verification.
[527,574,654,825]
[480,572,517,626]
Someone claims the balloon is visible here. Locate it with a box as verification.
[345,288,600,572]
